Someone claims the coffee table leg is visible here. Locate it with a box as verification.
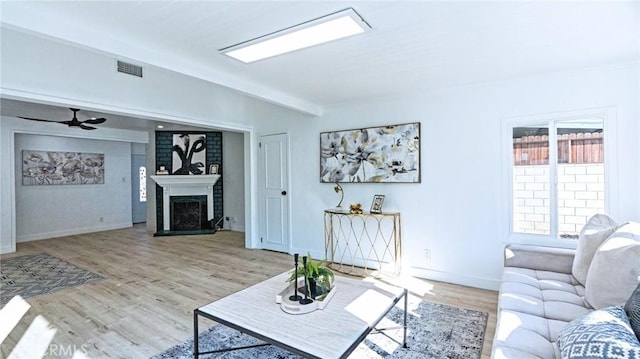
[403,289,408,348]
[194,310,199,359]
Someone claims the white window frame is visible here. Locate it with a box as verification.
[502,107,618,248]
[139,166,147,202]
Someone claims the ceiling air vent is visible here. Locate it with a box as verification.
[117,60,143,78]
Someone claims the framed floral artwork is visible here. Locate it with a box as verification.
[22,150,105,185]
[320,122,420,183]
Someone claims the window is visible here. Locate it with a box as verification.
[506,109,615,245]
[139,166,146,202]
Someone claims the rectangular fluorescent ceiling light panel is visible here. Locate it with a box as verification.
[221,8,371,63]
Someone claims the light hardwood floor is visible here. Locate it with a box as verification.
[1,225,498,358]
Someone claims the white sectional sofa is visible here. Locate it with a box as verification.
[491,216,640,359]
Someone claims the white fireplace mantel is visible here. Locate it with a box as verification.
[150,175,221,231]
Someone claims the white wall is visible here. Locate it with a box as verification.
[15,134,132,241]
[306,62,639,289]
[235,97,322,251]
[0,116,148,252]
[222,131,245,231]
[1,27,257,129]
[131,142,146,155]
[146,130,157,233]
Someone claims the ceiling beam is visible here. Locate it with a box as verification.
[0,14,323,117]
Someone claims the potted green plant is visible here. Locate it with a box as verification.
[287,253,335,299]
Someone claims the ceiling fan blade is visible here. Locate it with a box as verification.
[83,117,106,124]
[19,108,106,129]
[79,124,97,130]
[17,116,61,123]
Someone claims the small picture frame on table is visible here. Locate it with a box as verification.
[209,164,219,175]
[370,194,385,214]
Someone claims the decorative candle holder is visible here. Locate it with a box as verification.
[289,253,302,301]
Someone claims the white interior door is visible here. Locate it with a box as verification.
[258,133,289,253]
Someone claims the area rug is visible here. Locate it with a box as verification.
[151,300,488,359]
[0,252,103,305]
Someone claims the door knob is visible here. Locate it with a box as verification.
[281,190,287,195]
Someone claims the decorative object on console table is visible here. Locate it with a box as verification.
[333,182,344,208]
[208,164,219,175]
[320,122,420,183]
[172,133,206,175]
[349,203,363,214]
[370,194,385,213]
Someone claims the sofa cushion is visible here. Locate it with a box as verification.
[625,282,640,341]
[506,244,576,274]
[493,310,567,359]
[557,306,640,359]
[493,243,588,359]
[571,214,619,286]
[585,222,640,309]
[501,267,591,322]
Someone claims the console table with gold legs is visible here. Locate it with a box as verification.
[324,209,401,277]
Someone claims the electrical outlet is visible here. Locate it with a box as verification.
[424,249,431,261]
[99,217,104,223]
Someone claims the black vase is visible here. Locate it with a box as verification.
[308,278,318,299]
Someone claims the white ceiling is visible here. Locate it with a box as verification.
[1,1,638,128]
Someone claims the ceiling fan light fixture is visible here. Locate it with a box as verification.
[220,7,371,64]
[17,108,106,130]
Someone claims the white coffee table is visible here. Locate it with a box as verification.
[194,271,408,358]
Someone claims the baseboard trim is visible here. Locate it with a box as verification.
[229,224,245,232]
[0,244,16,254]
[407,266,501,291]
[16,222,132,243]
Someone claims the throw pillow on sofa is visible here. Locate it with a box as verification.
[571,214,619,285]
[626,282,640,341]
[557,306,640,359]
[585,222,640,309]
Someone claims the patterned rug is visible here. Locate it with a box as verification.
[0,252,103,306]
[151,300,488,359]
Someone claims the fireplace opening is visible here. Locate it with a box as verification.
[170,196,208,231]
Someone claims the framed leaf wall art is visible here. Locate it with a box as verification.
[320,122,420,183]
[22,150,105,186]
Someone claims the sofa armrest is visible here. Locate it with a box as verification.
[504,244,575,274]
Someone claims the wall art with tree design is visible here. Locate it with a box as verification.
[172,133,206,175]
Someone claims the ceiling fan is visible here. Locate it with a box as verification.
[18,108,107,130]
